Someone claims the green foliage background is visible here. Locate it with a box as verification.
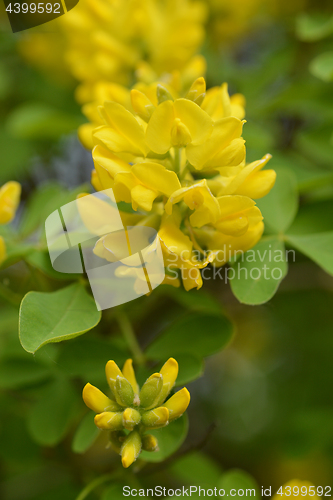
[0,0,333,498]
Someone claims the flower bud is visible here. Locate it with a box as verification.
[141,407,169,429]
[171,119,192,147]
[0,182,21,225]
[142,434,159,452]
[122,408,141,430]
[163,388,190,421]
[186,77,206,106]
[94,411,123,430]
[105,360,123,396]
[139,373,163,409]
[157,84,174,103]
[122,359,139,395]
[82,383,121,413]
[115,375,135,407]
[157,358,179,405]
[131,90,155,122]
[121,430,142,468]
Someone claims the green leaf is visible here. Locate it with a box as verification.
[287,199,333,235]
[28,379,80,446]
[6,102,83,140]
[145,313,233,361]
[286,232,333,276]
[174,353,204,386]
[19,283,101,353]
[26,250,81,281]
[0,358,51,389]
[140,414,188,462]
[169,451,222,487]
[57,336,128,385]
[310,52,333,82]
[296,14,333,41]
[218,469,260,499]
[72,412,100,454]
[230,239,288,305]
[256,168,298,233]
[163,286,222,313]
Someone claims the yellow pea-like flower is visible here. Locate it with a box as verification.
[121,430,142,468]
[82,383,121,413]
[163,387,191,421]
[0,182,21,225]
[82,357,190,467]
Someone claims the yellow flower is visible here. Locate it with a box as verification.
[83,357,190,468]
[86,77,275,291]
[272,480,320,500]
[0,182,21,266]
[60,0,207,99]
[0,182,21,225]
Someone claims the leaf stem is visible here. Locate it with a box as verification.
[116,311,146,366]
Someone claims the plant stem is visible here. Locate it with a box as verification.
[173,147,181,176]
[75,473,118,500]
[116,311,146,366]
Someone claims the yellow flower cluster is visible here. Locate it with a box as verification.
[0,182,21,266]
[89,77,276,291]
[60,0,207,104]
[83,358,190,468]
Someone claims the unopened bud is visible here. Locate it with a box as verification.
[141,407,169,429]
[157,84,174,104]
[139,373,163,409]
[163,388,190,421]
[94,411,123,430]
[186,77,206,106]
[131,90,155,121]
[121,430,142,468]
[142,434,159,452]
[122,408,141,430]
[115,375,135,407]
[171,119,192,147]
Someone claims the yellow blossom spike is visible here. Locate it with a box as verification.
[157,84,174,104]
[139,373,163,409]
[163,388,190,421]
[157,358,179,405]
[105,360,123,395]
[142,434,159,452]
[82,383,121,413]
[141,407,169,429]
[131,89,155,122]
[122,359,139,395]
[94,411,123,431]
[186,77,206,105]
[0,182,21,225]
[121,430,142,468]
[122,408,141,430]
[115,375,135,407]
[171,119,192,147]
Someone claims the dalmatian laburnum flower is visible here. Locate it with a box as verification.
[83,358,190,468]
[0,182,21,266]
[60,0,207,102]
[89,76,276,291]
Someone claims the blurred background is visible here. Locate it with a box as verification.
[0,0,333,498]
